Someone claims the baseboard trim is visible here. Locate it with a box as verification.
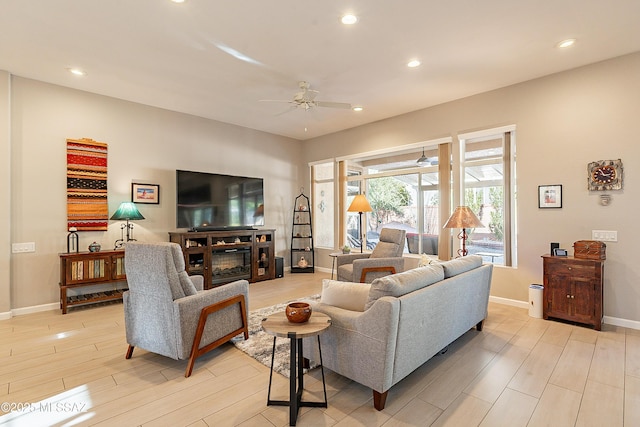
[11,302,59,317]
[489,295,529,309]
[489,296,640,331]
[603,315,640,331]
[0,311,11,320]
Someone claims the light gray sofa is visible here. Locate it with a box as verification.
[303,255,492,410]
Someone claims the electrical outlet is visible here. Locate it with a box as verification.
[12,242,36,253]
[591,230,617,242]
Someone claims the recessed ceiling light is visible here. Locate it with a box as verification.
[67,68,86,76]
[407,60,421,68]
[341,14,358,25]
[171,0,185,3]
[352,106,363,112]
[557,39,576,49]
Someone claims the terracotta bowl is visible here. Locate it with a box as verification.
[285,302,312,323]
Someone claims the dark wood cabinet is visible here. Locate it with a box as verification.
[169,229,275,289]
[542,255,604,330]
[59,250,127,314]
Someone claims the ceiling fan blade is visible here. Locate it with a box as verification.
[275,105,298,116]
[259,99,294,103]
[315,101,352,109]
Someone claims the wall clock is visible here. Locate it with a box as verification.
[587,159,623,191]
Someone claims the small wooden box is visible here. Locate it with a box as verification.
[573,240,606,260]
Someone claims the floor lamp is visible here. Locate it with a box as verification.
[347,194,372,253]
[443,206,483,257]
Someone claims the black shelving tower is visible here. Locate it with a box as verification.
[290,192,314,273]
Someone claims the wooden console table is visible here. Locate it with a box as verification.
[59,250,127,314]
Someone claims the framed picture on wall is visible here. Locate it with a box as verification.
[131,183,160,204]
[538,184,562,208]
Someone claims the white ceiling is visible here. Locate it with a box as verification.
[2,1,640,140]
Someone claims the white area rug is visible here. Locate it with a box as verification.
[231,295,320,378]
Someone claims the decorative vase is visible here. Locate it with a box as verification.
[88,242,101,252]
[286,302,312,323]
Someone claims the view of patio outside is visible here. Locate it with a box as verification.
[323,133,511,265]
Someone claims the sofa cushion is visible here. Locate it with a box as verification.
[320,279,371,312]
[178,271,198,296]
[364,264,445,310]
[440,255,482,278]
[370,241,399,258]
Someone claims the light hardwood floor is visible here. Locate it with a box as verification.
[0,272,638,426]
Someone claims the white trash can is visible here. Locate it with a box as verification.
[529,284,544,318]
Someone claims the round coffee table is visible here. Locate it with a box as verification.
[262,311,331,426]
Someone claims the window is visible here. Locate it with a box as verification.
[459,127,516,266]
[343,144,443,254]
[312,162,335,248]
[312,133,516,263]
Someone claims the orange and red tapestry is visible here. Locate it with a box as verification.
[66,138,108,231]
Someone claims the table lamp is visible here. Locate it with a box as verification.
[347,194,372,253]
[443,206,483,257]
[110,202,145,249]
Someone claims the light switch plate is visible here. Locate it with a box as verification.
[591,230,617,242]
[12,242,36,253]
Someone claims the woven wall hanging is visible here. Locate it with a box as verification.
[66,138,108,231]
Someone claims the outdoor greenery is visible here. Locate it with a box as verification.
[367,177,411,230]
[489,187,504,241]
[465,186,504,242]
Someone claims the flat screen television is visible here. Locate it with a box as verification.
[176,170,264,231]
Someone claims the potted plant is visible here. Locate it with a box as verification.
[342,245,351,254]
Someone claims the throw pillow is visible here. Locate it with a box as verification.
[364,264,444,310]
[440,255,482,278]
[320,279,371,312]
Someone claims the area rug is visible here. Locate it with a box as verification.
[231,294,321,378]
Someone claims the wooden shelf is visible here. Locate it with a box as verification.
[59,250,127,314]
[169,229,276,289]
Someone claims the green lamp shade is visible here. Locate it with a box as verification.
[110,202,145,220]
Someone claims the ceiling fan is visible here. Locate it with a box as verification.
[260,81,352,113]
[416,147,438,166]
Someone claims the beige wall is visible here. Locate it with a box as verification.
[303,52,640,325]
[4,52,640,326]
[5,76,303,311]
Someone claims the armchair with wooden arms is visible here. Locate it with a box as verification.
[336,228,406,283]
[123,242,249,377]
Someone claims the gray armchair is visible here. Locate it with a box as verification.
[336,228,406,283]
[123,242,249,377]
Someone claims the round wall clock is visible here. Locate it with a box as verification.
[587,159,623,191]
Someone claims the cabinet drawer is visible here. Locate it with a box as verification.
[546,262,596,277]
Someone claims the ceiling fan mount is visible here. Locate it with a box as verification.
[261,81,352,113]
